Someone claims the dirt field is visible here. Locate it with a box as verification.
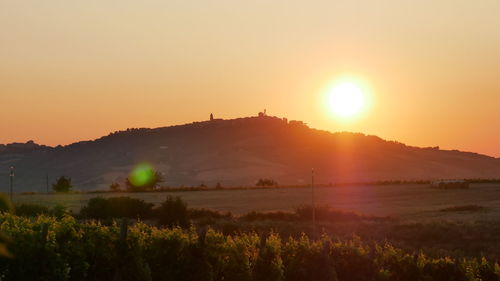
[12,183,500,222]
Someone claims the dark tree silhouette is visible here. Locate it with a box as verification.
[52,176,73,192]
[156,196,189,228]
[109,182,121,192]
[256,178,278,187]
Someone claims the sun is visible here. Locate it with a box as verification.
[327,81,366,118]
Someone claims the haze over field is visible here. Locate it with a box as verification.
[1,1,500,157]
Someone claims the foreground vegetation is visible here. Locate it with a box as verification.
[0,213,499,281]
[2,194,500,280]
[10,196,500,260]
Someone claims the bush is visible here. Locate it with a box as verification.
[79,197,154,220]
[109,182,121,192]
[239,206,392,223]
[282,235,337,281]
[241,211,296,222]
[0,193,13,258]
[0,213,499,281]
[155,196,189,228]
[295,205,392,222]
[51,204,70,218]
[0,193,13,213]
[15,203,50,217]
[52,176,73,193]
[189,208,232,220]
[252,233,284,281]
[256,178,278,187]
[15,203,70,218]
[330,237,377,281]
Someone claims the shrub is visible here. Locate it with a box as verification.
[189,208,232,220]
[240,206,392,223]
[52,176,73,192]
[15,203,70,218]
[15,203,50,217]
[0,232,10,258]
[155,196,189,228]
[256,178,278,187]
[109,182,121,192]
[374,244,422,281]
[252,233,284,281]
[241,211,296,222]
[0,193,14,213]
[79,197,154,220]
[422,257,467,281]
[0,193,13,258]
[295,205,392,222]
[282,235,337,281]
[0,214,499,281]
[330,237,377,281]
[51,204,70,218]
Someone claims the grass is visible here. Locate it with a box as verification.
[240,205,394,222]
[11,183,500,222]
[7,193,500,260]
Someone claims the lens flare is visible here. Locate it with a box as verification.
[128,163,156,187]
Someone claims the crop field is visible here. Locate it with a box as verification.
[12,183,500,222]
[4,183,500,280]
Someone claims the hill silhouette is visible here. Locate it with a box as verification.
[1,115,499,192]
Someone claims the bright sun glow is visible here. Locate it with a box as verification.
[328,82,366,118]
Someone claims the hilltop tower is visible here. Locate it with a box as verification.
[210,113,214,121]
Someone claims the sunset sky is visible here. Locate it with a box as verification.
[1,0,499,157]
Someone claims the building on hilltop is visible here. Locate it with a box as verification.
[209,113,223,122]
[289,120,307,127]
[430,179,469,189]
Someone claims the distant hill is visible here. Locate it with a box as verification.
[1,116,499,192]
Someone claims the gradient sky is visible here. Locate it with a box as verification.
[1,0,499,157]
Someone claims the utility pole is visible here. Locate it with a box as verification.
[311,168,316,239]
[9,166,14,202]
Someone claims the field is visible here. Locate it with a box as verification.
[3,183,500,280]
[13,183,500,222]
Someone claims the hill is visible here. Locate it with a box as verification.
[1,115,499,191]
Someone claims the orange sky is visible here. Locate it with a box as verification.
[1,1,499,157]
